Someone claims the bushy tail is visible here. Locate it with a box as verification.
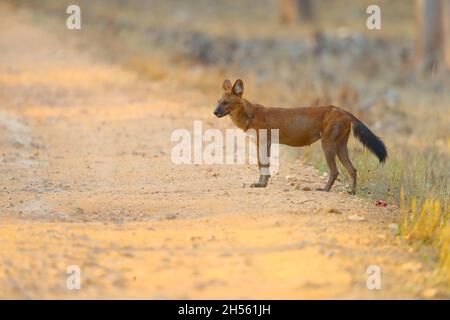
[351,116,387,163]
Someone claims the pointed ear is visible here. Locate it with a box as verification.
[222,79,232,92]
[232,79,244,97]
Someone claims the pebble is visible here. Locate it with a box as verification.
[328,208,342,214]
[285,175,297,182]
[295,183,311,191]
[324,251,335,257]
[388,223,399,233]
[347,214,366,222]
[165,213,178,220]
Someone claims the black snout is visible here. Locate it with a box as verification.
[213,104,228,118]
[213,106,220,117]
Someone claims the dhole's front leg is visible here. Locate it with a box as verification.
[251,174,270,188]
[251,130,271,188]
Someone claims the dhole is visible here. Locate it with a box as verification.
[213,79,387,194]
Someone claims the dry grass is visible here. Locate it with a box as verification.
[305,142,449,287]
[400,190,450,285]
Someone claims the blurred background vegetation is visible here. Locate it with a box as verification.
[6,0,449,285]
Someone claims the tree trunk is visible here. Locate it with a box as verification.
[415,0,444,72]
[297,0,314,21]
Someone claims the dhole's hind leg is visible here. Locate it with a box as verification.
[335,123,357,194]
[318,141,339,192]
[337,145,357,195]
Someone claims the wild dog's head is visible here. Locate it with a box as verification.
[213,79,244,118]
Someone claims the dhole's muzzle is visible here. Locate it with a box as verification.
[213,104,229,118]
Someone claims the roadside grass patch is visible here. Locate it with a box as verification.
[305,138,449,287]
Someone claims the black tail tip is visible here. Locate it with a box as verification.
[374,143,388,164]
[379,153,388,164]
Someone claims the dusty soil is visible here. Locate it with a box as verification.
[0,4,435,299]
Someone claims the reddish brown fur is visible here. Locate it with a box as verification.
[214,79,386,194]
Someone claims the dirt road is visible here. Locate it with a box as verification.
[0,4,433,299]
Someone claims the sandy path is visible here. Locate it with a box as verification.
[0,4,431,299]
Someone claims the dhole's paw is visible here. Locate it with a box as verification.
[316,187,331,192]
[250,183,267,188]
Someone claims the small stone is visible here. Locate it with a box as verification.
[324,251,335,257]
[285,175,297,182]
[297,241,308,249]
[295,183,311,191]
[347,214,366,222]
[388,223,399,233]
[327,208,342,214]
[165,213,178,220]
